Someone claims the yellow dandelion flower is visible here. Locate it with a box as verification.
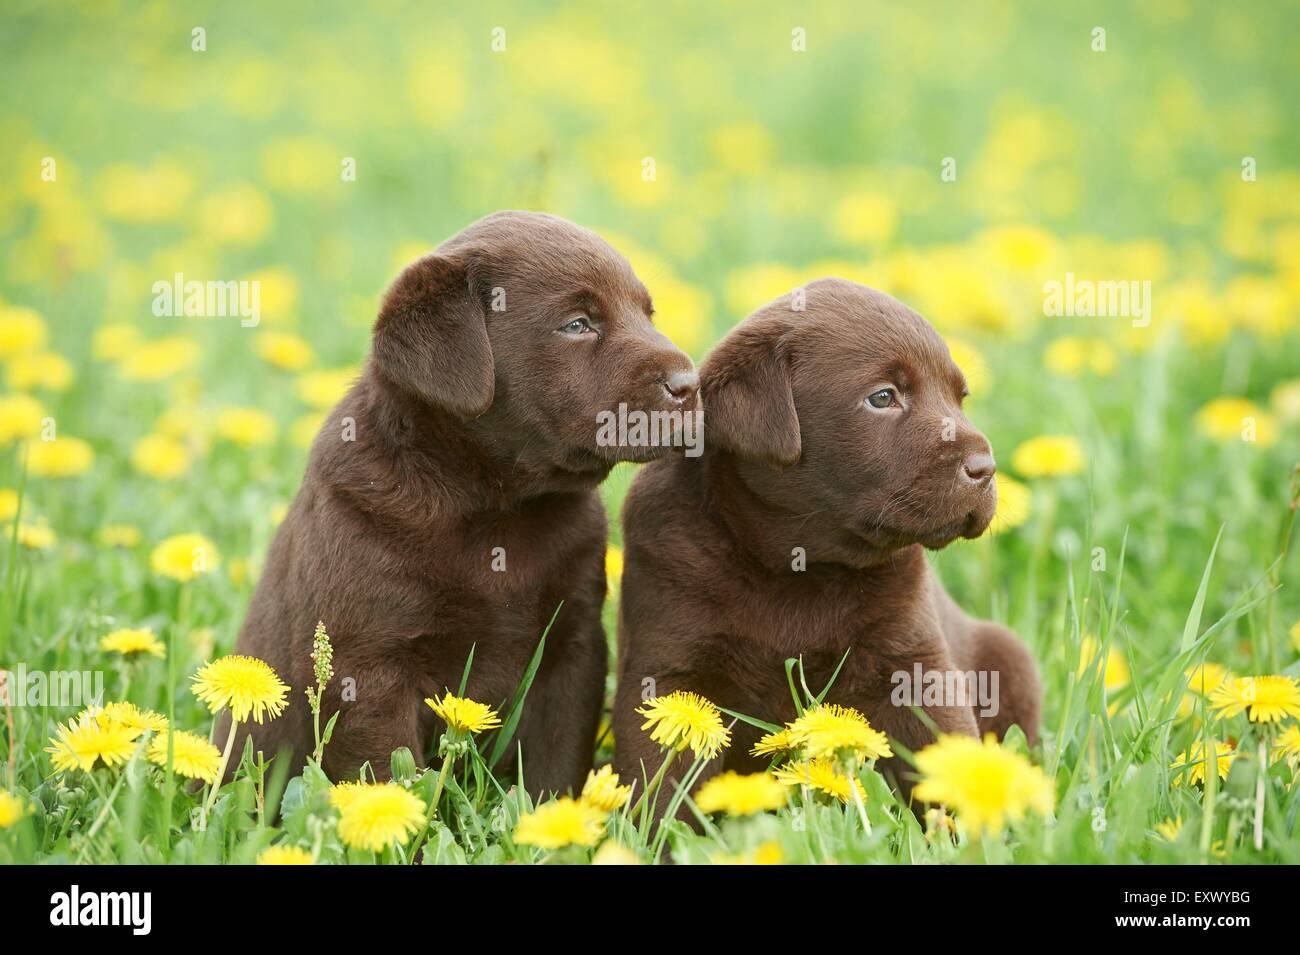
[636,690,731,759]
[150,532,220,582]
[709,841,784,865]
[1195,397,1278,447]
[1178,662,1230,717]
[913,734,1055,837]
[6,351,73,391]
[591,840,641,865]
[330,782,426,852]
[215,406,277,447]
[118,336,200,382]
[785,703,892,761]
[0,393,44,445]
[23,437,94,477]
[255,332,314,371]
[1044,337,1117,377]
[751,725,798,759]
[1172,739,1235,786]
[1271,379,1300,422]
[1077,637,1129,691]
[1010,435,1085,478]
[192,655,290,724]
[131,433,190,479]
[695,770,788,816]
[257,844,314,865]
[1209,675,1300,723]
[0,305,48,357]
[1274,725,1300,770]
[98,524,141,548]
[11,522,56,550]
[100,627,165,659]
[95,702,169,734]
[580,765,633,812]
[773,758,866,804]
[0,790,33,828]
[147,729,222,784]
[513,796,606,849]
[0,488,17,521]
[1154,817,1183,842]
[45,714,142,773]
[988,474,1032,535]
[297,367,357,408]
[424,693,502,735]
[92,323,141,361]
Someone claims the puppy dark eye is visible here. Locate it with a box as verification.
[866,388,896,409]
[558,316,593,335]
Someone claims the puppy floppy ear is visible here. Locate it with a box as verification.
[700,325,801,467]
[371,254,494,419]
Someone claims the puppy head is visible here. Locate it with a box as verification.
[372,211,698,480]
[702,278,997,556]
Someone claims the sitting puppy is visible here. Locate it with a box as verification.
[613,278,1040,800]
[228,211,699,795]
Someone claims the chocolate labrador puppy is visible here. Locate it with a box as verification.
[227,211,698,795]
[613,278,1040,802]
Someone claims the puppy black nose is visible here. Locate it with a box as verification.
[962,452,996,485]
[664,370,699,402]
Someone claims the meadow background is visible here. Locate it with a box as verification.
[1,0,1299,864]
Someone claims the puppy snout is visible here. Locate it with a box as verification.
[663,369,699,404]
[961,451,996,486]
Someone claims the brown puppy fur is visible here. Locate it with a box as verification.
[227,211,698,796]
[613,278,1040,808]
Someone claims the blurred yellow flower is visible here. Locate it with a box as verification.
[0,488,17,521]
[1178,662,1230,718]
[1195,397,1278,447]
[258,137,338,194]
[99,524,142,548]
[708,841,784,865]
[605,545,624,584]
[694,770,787,816]
[0,393,45,445]
[24,437,94,477]
[649,277,710,354]
[198,182,273,245]
[151,532,220,582]
[1077,636,1129,691]
[0,305,47,357]
[0,790,32,828]
[580,765,633,813]
[297,367,357,408]
[119,336,199,382]
[1274,724,1300,770]
[215,407,277,447]
[11,522,56,550]
[637,690,731,759]
[1271,379,1300,421]
[6,351,73,391]
[247,268,299,320]
[1209,675,1300,723]
[330,781,426,852]
[101,627,165,659]
[830,190,899,244]
[255,331,314,371]
[913,734,1054,837]
[1172,739,1234,786]
[977,224,1060,274]
[192,655,289,724]
[147,729,222,784]
[1154,817,1183,842]
[946,338,991,393]
[257,845,315,865]
[131,433,190,479]
[707,122,774,176]
[988,475,1031,535]
[92,323,141,361]
[514,796,606,849]
[97,160,193,222]
[1044,337,1117,377]
[724,262,803,317]
[1011,435,1084,478]
[591,840,640,865]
